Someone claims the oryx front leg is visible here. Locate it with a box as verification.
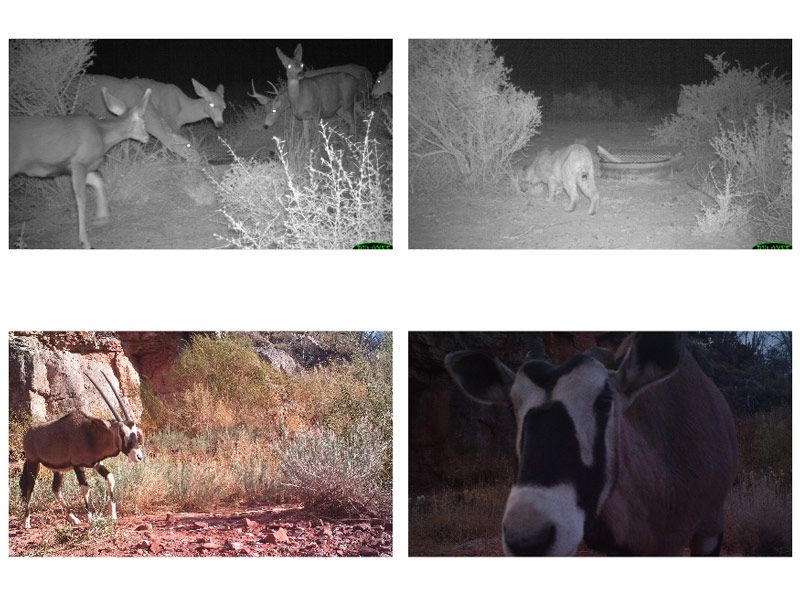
[20,460,40,529]
[86,171,109,226]
[96,464,116,520]
[53,471,81,525]
[74,467,92,522]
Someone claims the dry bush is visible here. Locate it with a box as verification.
[278,422,389,515]
[725,472,791,556]
[409,39,541,186]
[9,39,95,116]
[652,53,791,157]
[549,82,657,120]
[215,116,391,249]
[694,106,791,240]
[735,405,792,487]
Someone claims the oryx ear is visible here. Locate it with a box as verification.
[293,43,303,62]
[616,332,683,399]
[445,351,515,406]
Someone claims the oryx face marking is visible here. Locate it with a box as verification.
[503,356,616,556]
[120,423,144,462]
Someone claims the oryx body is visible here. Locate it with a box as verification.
[20,372,144,528]
[445,333,737,556]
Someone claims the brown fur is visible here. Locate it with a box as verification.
[520,143,600,215]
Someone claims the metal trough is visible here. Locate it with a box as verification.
[597,145,685,180]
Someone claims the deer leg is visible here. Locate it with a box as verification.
[20,460,40,529]
[74,467,92,522]
[53,471,81,525]
[85,171,109,226]
[336,106,356,135]
[70,164,91,249]
[95,464,116,520]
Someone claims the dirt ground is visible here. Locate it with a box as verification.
[409,119,753,249]
[9,503,392,557]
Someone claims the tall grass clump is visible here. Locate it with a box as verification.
[9,39,95,116]
[215,115,391,249]
[409,39,541,186]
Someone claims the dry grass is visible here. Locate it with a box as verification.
[724,472,791,556]
[408,484,507,555]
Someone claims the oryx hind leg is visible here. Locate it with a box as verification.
[690,510,725,556]
[53,471,81,525]
[74,467,92,522]
[20,460,40,529]
[95,464,116,520]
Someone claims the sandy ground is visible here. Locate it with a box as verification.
[409,119,753,249]
[9,503,392,557]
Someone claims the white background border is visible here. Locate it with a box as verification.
[2,1,797,597]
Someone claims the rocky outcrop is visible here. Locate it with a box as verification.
[9,332,143,422]
[408,332,627,492]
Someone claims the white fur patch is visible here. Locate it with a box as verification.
[551,361,608,467]
[502,484,585,556]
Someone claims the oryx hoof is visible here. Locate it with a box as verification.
[67,513,82,525]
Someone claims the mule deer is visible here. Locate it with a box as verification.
[446,333,737,556]
[275,44,360,144]
[372,60,393,98]
[76,75,226,162]
[10,87,151,249]
[20,371,144,529]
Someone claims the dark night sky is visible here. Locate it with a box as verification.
[494,39,792,90]
[91,39,392,96]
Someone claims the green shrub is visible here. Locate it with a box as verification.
[409,39,541,185]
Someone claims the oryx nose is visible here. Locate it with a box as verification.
[504,523,556,556]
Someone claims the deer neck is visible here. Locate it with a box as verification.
[286,78,303,112]
[173,95,207,128]
[97,116,135,152]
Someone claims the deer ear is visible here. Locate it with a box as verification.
[294,43,303,61]
[215,84,225,96]
[192,78,209,97]
[101,88,126,116]
[276,47,288,65]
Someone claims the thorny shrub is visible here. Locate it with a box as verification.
[409,39,541,186]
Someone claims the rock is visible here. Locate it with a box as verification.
[200,541,222,550]
[355,523,371,531]
[193,521,209,529]
[262,527,289,544]
[135,523,153,531]
[243,518,259,530]
[227,541,244,551]
[322,526,333,537]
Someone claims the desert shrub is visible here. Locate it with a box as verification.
[278,422,389,514]
[548,82,658,120]
[9,39,95,116]
[693,106,791,240]
[651,53,791,157]
[215,115,391,249]
[409,39,541,186]
[725,471,791,556]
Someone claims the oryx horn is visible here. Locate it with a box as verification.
[87,373,122,422]
[101,370,133,422]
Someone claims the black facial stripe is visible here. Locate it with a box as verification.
[517,391,611,516]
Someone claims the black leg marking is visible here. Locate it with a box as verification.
[74,467,88,487]
[52,472,64,494]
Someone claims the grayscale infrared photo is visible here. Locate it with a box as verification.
[8,332,393,557]
[8,39,393,249]
[408,332,792,556]
[408,39,792,249]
